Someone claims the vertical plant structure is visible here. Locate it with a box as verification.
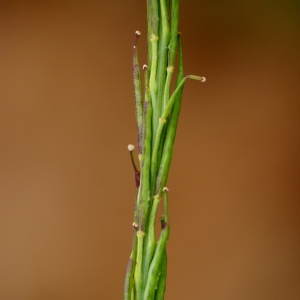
[124,1,205,299]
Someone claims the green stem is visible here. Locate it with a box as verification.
[135,230,146,300]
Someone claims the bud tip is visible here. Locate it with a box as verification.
[128,144,135,151]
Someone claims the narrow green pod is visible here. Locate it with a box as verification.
[143,188,170,300]
[168,0,179,67]
[148,0,159,119]
[155,37,206,194]
[142,228,169,300]
[150,0,159,36]
[124,145,140,300]
[138,93,152,232]
[155,190,169,300]
[149,34,159,141]
[154,250,167,300]
[141,193,161,289]
[124,257,134,300]
[162,0,179,109]
[133,31,143,154]
[150,116,167,191]
[151,75,187,195]
[160,76,187,119]
[147,0,153,70]
[155,35,184,194]
[163,66,174,108]
[123,225,137,300]
[155,0,170,125]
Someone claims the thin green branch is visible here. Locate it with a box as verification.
[135,230,146,300]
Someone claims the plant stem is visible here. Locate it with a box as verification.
[135,230,146,300]
[124,2,205,299]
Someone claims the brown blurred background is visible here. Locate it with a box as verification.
[1,0,300,299]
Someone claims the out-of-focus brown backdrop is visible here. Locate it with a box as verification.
[0,1,299,299]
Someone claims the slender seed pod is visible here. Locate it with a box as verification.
[147,0,153,70]
[155,37,206,194]
[123,223,138,300]
[149,0,159,137]
[138,96,152,232]
[143,188,170,300]
[168,0,179,68]
[154,34,184,194]
[161,0,179,109]
[141,193,161,288]
[155,0,170,123]
[124,145,140,300]
[154,251,167,300]
[151,75,188,195]
[133,31,143,154]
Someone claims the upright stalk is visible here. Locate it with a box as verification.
[124,2,205,299]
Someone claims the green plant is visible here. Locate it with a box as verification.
[123,1,205,299]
